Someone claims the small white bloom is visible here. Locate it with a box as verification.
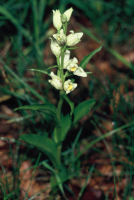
[63,7,73,22]
[64,79,77,94]
[48,72,62,90]
[50,38,61,57]
[53,29,67,45]
[65,57,87,77]
[66,30,83,46]
[52,10,62,31]
[66,57,78,71]
[73,67,87,77]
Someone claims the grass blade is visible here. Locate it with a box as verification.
[0,5,32,41]
[75,121,134,162]
[80,25,133,69]
[0,56,45,102]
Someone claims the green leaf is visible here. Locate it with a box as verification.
[42,162,68,196]
[66,47,78,50]
[14,103,59,126]
[21,134,59,168]
[60,100,96,142]
[63,94,74,116]
[50,164,68,196]
[29,68,49,75]
[14,103,56,112]
[42,161,55,173]
[129,197,134,200]
[73,99,96,125]
[80,46,102,69]
[47,65,58,71]
[60,114,72,142]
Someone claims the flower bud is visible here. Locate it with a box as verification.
[48,72,62,90]
[50,38,61,57]
[64,79,77,94]
[52,10,62,31]
[61,14,67,23]
[63,7,73,22]
[66,30,83,46]
[53,29,66,45]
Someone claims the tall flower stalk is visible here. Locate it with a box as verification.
[49,8,88,168]
[15,6,101,199]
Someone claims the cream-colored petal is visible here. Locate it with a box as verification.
[63,7,73,22]
[73,67,87,77]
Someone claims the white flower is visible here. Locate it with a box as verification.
[66,30,83,46]
[66,57,78,70]
[65,57,87,77]
[52,10,62,31]
[73,67,87,77]
[53,29,66,45]
[64,79,77,94]
[63,7,73,22]
[48,72,62,90]
[50,38,61,57]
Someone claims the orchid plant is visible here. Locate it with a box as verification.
[15,7,101,199]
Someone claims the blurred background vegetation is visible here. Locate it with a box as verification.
[0,0,134,199]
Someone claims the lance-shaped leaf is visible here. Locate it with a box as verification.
[46,65,58,71]
[14,103,60,126]
[73,99,96,125]
[66,47,78,50]
[60,99,96,142]
[80,46,102,69]
[60,114,72,142]
[63,94,74,116]
[29,69,49,75]
[21,134,59,168]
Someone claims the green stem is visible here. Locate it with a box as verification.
[57,90,64,122]
[63,22,67,35]
[60,50,64,83]
[57,46,66,83]
[56,90,64,165]
[55,46,66,166]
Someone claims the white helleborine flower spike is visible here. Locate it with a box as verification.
[66,30,83,46]
[50,38,61,57]
[48,72,62,90]
[52,10,62,31]
[64,79,77,94]
[63,7,73,22]
[53,29,67,45]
